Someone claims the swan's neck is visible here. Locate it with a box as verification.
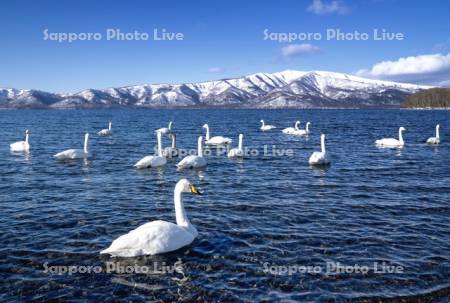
[238,135,243,150]
[157,133,163,156]
[174,188,191,228]
[204,125,210,140]
[320,135,326,153]
[436,125,440,138]
[261,120,265,127]
[306,123,310,132]
[171,135,176,148]
[398,129,404,143]
[108,122,112,130]
[25,133,29,144]
[168,121,173,131]
[84,134,89,153]
[295,122,300,130]
[198,137,203,157]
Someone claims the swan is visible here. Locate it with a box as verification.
[176,136,207,169]
[134,131,167,169]
[309,134,330,165]
[375,127,406,148]
[54,133,90,160]
[228,134,244,158]
[203,124,232,145]
[100,178,202,257]
[426,124,440,145]
[294,122,311,136]
[282,121,300,134]
[98,121,112,136]
[156,121,173,135]
[162,133,178,158]
[260,120,276,131]
[10,129,30,152]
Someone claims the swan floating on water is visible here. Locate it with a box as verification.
[260,120,276,131]
[309,134,330,165]
[294,122,311,136]
[98,121,112,136]
[156,121,173,135]
[134,131,167,169]
[100,179,202,257]
[228,134,244,158]
[176,136,207,169]
[10,129,30,152]
[162,133,178,158]
[54,133,90,160]
[203,124,232,145]
[426,124,440,145]
[282,121,300,134]
[375,127,406,148]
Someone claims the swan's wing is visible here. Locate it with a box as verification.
[101,220,195,257]
[54,149,84,159]
[134,155,156,168]
[176,155,195,168]
[207,136,232,144]
[426,137,439,144]
[375,138,400,146]
[309,151,326,164]
[10,141,28,151]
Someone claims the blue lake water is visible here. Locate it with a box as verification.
[0,109,449,302]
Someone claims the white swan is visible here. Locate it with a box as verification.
[282,121,300,134]
[228,134,244,158]
[100,179,202,257]
[426,124,440,145]
[162,133,178,158]
[309,134,330,165]
[260,120,276,131]
[156,121,173,135]
[134,131,167,169]
[54,133,90,160]
[203,124,232,145]
[294,122,311,136]
[176,136,207,169]
[98,121,112,136]
[10,129,30,152]
[375,127,406,148]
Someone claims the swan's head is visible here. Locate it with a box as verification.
[437,124,440,129]
[202,124,208,128]
[306,122,311,126]
[176,179,202,195]
[25,129,30,134]
[260,120,264,123]
[399,127,406,132]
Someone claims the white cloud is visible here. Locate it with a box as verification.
[307,0,349,15]
[281,44,321,59]
[356,53,450,85]
[208,67,224,73]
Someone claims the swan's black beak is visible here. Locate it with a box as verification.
[190,184,202,195]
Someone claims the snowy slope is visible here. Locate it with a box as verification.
[0,70,432,109]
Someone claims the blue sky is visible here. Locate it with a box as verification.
[1,0,449,92]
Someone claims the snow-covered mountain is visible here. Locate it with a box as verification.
[0,70,432,109]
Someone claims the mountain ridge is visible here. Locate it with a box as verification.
[0,70,433,109]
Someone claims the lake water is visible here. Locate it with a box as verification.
[0,109,449,302]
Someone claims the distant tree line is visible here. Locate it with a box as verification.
[404,88,450,108]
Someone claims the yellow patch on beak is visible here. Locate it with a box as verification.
[190,184,202,195]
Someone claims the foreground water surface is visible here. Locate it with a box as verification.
[0,109,449,302]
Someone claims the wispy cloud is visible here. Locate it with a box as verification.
[207,67,224,73]
[281,44,321,59]
[356,53,450,85]
[307,0,349,15]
